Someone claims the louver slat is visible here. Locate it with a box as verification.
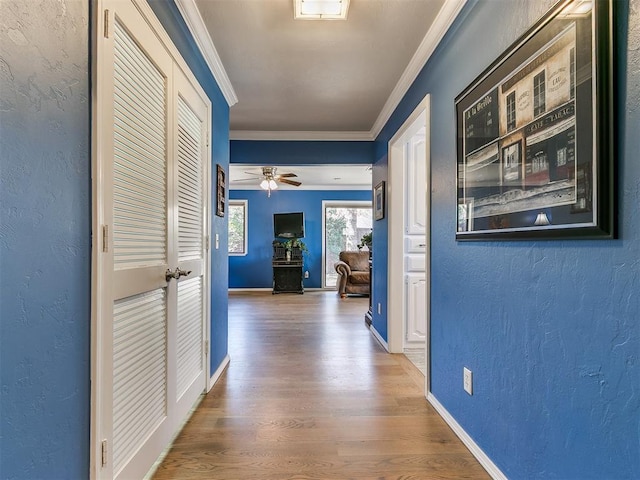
[176,277,203,399]
[112,289,167,475]
[177,98,203,262]
[113,20,167,269]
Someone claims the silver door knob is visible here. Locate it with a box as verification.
[165,267,192,282]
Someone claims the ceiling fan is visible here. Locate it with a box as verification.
[236,166,302,196]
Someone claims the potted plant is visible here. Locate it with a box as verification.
[283,238,308,261]
[358,231,372,250]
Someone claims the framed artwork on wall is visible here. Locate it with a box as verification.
[374,181,385,220]
[216,164,225,217]
[455,0,615,240]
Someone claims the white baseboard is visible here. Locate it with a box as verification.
[208,354,230,392]
[228,288,272,292]
[228,287,329,292]
[369,324,389,351]
[427,393,507,480]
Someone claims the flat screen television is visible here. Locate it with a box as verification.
[274,212,304,238]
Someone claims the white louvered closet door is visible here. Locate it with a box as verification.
[96,2,210,480]
[171,67,208,425]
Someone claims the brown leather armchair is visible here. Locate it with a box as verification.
[334,251,370,298]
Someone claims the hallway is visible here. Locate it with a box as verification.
[152,291,490,479]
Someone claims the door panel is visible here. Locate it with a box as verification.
[403,129,427,349]
[96,2,210,479]
[406,274,427,342]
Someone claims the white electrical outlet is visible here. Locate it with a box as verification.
[377,303,381,315]
[304,270,309,278]
[463,367,473,395]
[215,233,220,249]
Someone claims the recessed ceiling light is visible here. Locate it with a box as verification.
[294,0,350,20]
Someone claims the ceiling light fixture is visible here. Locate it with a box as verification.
[294,0,350,20]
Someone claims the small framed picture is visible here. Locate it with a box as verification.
[216,164,225,217]
[374,181,385,220]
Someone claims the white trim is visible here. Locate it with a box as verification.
[228,287,273,292]
[427,393,508,480]
[229,130,374,141]
[370,0,467,138]
[173,0,238,106]
[208,354,230,392]
[231,184,370,191]
[228,199,248,256]
[369,324,389,351]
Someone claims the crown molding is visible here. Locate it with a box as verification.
[229,130,375,141]
[369,0,468,138]
[174,0,238,107]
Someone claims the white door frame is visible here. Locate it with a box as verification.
[90,0,212,477]
[387,94,431,394]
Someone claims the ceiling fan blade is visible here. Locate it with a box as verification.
[279,178,302,187]
[234,177,260,182]
[243,171,262,176]
[277,173,298,178]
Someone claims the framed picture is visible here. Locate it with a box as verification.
[374,181,385,220]
[216,164,225,217]
[455,0,614,240]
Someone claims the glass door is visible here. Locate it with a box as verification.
[323,201,372,288]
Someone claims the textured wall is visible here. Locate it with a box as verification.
[228,190,371,289]
[148,0,231,373]
[0,1,91,478]
[375,0,640,478]
[231,140,374,165]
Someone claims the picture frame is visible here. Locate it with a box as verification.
[455,0,614,240]
[216,164,225,217]
[374,181,385,220]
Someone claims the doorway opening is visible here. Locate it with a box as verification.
[387,94,431,395]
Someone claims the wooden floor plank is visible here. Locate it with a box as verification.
[152,291,489,480]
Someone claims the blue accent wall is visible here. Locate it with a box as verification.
[0,1,230,478]
[148,0,230,373]
[0,1,91,478]
[229,190,371,288]
[231,140,374,165]
[375,1,640,478]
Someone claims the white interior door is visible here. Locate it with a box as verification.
[404,130,427,346]
[172,68,209,424]
[94,2,210,479]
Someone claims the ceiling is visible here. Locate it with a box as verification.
[229,164,372,190]
[180,0,466,139]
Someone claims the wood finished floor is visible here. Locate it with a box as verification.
[152,291,490,480]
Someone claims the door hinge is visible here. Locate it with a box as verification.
[102,225,109,253]
[104,10,110,39]
[205,235,210,251]
[101,440,108,467]
[206,131,210,147]
[204,340,209,355]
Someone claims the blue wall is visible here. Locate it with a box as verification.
[374,1,640,478]
[229,190,371,288]
[231,140,374,165]
[0,1,91,478]
[148,0,230,374]
[0,1,230,478]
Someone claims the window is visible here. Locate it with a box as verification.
[228,200,247,255]
[533,70,546,117]
[322,201,372,288]
[506,91,516,131]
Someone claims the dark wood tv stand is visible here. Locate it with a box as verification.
[272,259,304,294]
